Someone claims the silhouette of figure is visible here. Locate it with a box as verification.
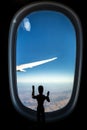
[32,85,50,123]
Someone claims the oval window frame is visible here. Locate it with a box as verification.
[8,1,82,123]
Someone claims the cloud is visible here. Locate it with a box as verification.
[23,18,31,31]
[17,75,73,84]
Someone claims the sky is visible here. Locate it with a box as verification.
[16,10,76,86]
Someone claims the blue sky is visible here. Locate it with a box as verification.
[16,10,76,85]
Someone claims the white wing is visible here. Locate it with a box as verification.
[16,57,57,72]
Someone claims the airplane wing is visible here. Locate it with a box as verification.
[16,57,57,72]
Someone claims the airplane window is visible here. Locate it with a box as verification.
[8,2,82,122]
